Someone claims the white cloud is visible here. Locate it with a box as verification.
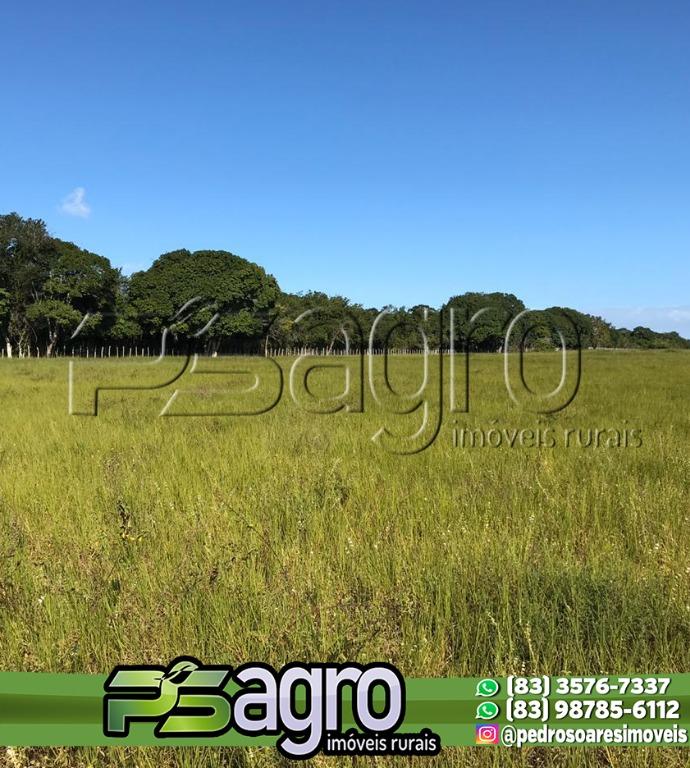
[59,187,91,218]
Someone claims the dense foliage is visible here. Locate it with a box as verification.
[1,212,688,355]
[128,248,279,353]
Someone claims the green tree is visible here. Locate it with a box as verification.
[128,249,280,352]
[108,273,142,343]
[0,214,120,356]
[443,292,526,351]
[589,315,616,348]
[0,288,10,345]
[270,292,365,351]
[26,240,120,355]
[538,307,593,349]
[0,213,54,356]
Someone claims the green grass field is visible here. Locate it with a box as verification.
[0,351,688,767]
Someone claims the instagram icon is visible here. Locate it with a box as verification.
[475,724,500,745]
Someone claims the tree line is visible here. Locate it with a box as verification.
[1,212,688,358]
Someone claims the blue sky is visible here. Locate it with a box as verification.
[2,0,689,335]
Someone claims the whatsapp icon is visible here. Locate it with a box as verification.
[475,678,500,697]
[476,701,500,720]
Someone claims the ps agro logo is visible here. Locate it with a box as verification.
[103,656,440,759]
[70,301,584,454]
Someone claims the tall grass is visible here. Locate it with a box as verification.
[0,351,688,766]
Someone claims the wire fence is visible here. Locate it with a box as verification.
[1,345,446,359]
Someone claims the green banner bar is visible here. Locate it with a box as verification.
[1,673,690,749]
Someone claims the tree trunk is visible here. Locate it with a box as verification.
[4,339,12,359]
